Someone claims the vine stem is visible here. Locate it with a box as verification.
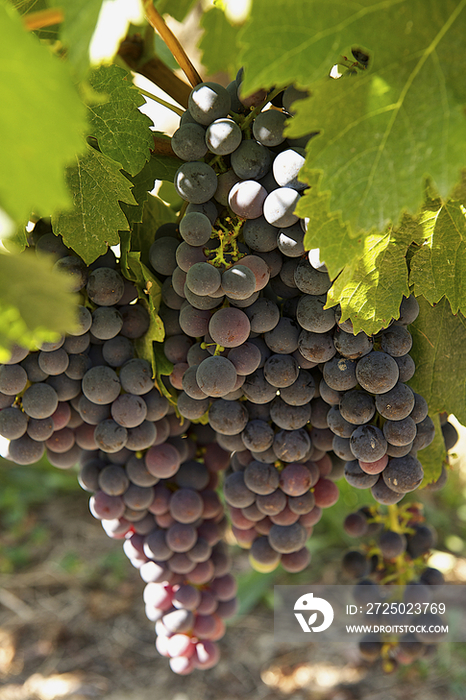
[241,87,284,129]
[143,1,203,88]
[386,504,412,585]
[23,8,64,30]
[151,135,177,158]
[387,504,401,533]
[138,87,184,116]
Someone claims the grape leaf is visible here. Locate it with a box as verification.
[240,0,466,235]
[2,224,28,253]
[120,194,176,364]
[198,6,241,79]
[51,0,104,77]
[0,250,78,361]
[121,157,170,226]
[153,342,177,406]
[326,227,411,335]
[88,65,153,176]
[131,194,177,263]
[155,0,197,22]
[124,254,163,336]
[150,154,184,183]
[0,2,87,224]
[158,180,183,209]
[408,296,466,424]
[417,414,446,487]
[134,302,166,385]
[52,146,136,265]
[13,0,60,41]
[410,198,466,315]
[298,186,365,280]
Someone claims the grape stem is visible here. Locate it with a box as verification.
[118,36,191,108]
[138,87,185,116]
[387,504,401,533]
[143,1,203,88]
[151,135,178,159]
[23,8,64,30]
[208,218,244,269]
[241,87,284,129]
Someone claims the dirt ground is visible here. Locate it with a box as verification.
[0,492,463,700]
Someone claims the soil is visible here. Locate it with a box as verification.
[0,494,463,700]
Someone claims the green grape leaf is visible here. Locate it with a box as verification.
[123,252,163,317]
[150,153,184,183]
[134,302,166,381]
[120,194,177,378]
[418,414,446,487]
[157,180,183,209]
[13,0,59,41]
[326,227,411,335]
[0,251,78,361]
[51,0,104,77]
[120,195,176,286]
[199,7,241,79]
[155,0,197,22]
[240,0,466,235]
[298,186,365,280]
[132,194,177,262]
[153,342,177,406]
[410,198,466,315]
[2,224,29,254]
[408,296,466,424]
[119,245,165,386]
[52,146,136,265]
[88,65,153,176]
[121,157,170,227]
[0,2,87,224]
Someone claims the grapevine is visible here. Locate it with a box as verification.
[0,0,465,691]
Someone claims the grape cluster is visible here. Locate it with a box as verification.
[342,502,447,669]
[0,223,237,673]
[0,225,159,466]
[155,74,433,571]
[80,425,237,675]
[0,71,447,677]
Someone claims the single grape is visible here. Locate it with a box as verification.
[252,109,287,147]
[119,358,153,395]
[272,148,306,191]
[221,265,256,300]
[228,180,267,219]
[86,267,124,306]
[356,351,399,394]
[208,308,250,348]
[268,522,307,553]
[350,424,387,462]
[22,382,58,419]
[82,366,121,405]
[230,140,272,180]
[188,82,231,125]
[379,530,407,558]
[263,187,300,228]
[382,455,424,493]
[171,122,208,160]
[174,162,218,204]
[208,399,248,435]
[196,356,237,398]
[179,212,212,246]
